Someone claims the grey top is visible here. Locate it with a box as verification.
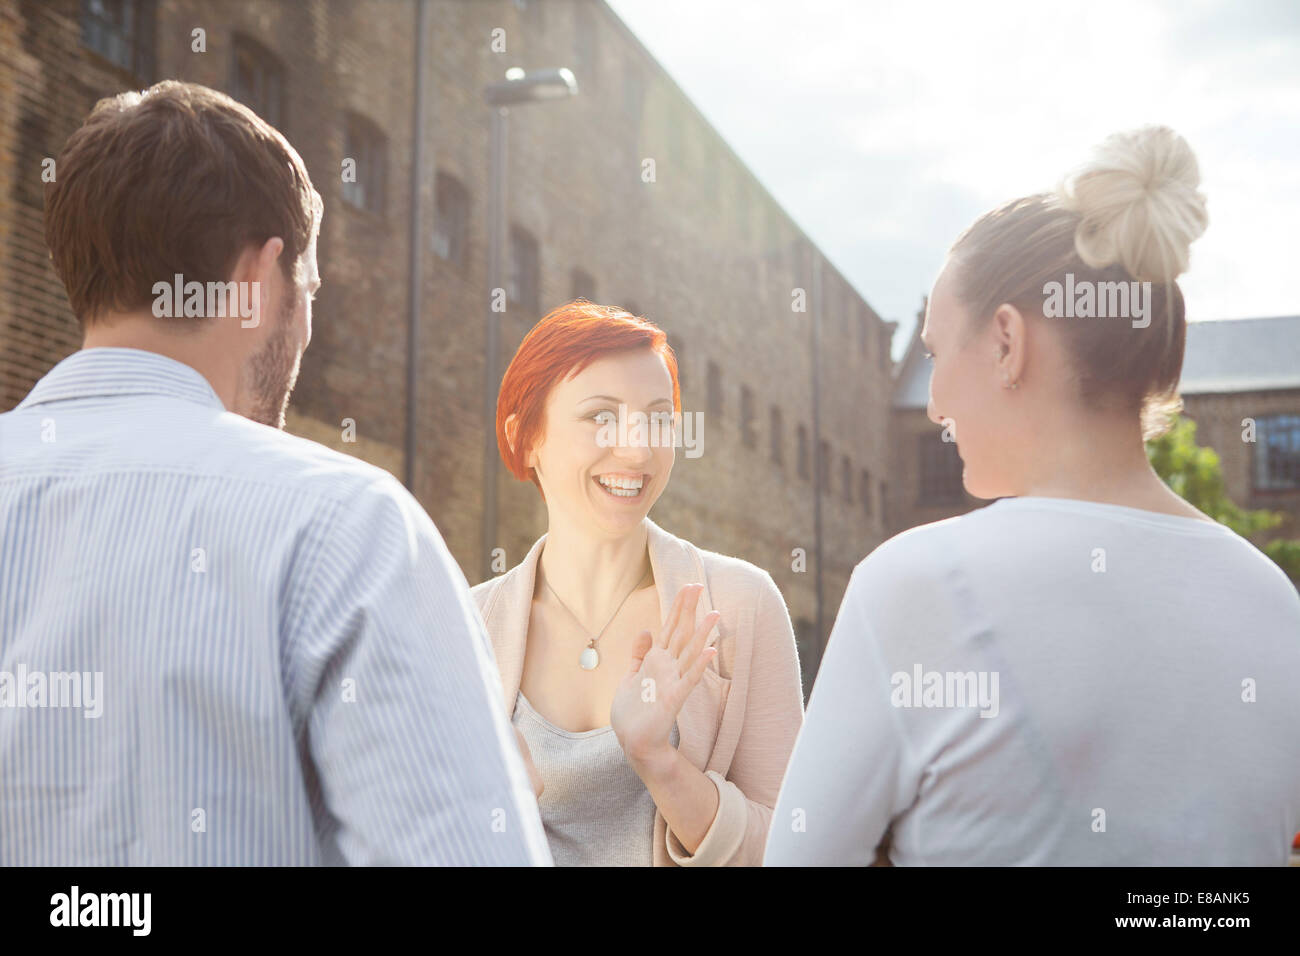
[512,691,679,867]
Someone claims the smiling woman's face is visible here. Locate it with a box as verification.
[526,347,676,539]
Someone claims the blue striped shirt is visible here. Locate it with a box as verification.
[0,347,551,865]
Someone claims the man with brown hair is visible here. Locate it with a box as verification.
[0,81,550,866]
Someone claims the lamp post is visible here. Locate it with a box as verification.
[481,68,579,581]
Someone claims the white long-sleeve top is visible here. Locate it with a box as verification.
[766,496,1300,866]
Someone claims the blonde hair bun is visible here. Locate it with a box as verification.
[1057,125,1208,282]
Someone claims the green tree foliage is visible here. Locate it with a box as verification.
[1147,417,1300,582]
[1262,539,1300,583]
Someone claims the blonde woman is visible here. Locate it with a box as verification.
[767,126,1300,866]
[473,300,804,867]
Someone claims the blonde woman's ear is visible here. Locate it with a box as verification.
[992,303,1028,387]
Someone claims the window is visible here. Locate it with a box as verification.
[729,176,747,229]
[818,439,831,493]
[741,386,756,448]
[82,0,130,68]
[231,34,286,129]
[81,0,155,79]
[432,172,469,266]
[796,425,809,480]
[842,455,853,504]
[769,406,784,464]
[703,151,722,208]
[517,0,545,27]
[575,1,597,94]
[570,268,596,302]
[706,361,723,418]
[624,61,645,123]
[764,208,784,282]
[860,469,873,516]
[666,105,685,167]
[919,435,965,504]
[341,113,387,216]
[507,226,540,316]
[1254,415,1300,491]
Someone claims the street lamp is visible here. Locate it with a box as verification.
[486,67,578,105]
[481,67,579,581]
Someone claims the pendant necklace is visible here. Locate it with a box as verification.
[541,565,651,671]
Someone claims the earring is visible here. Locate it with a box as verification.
[997,348,1015,388]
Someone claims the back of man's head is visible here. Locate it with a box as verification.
[44,79,321,328]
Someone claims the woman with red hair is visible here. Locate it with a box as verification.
[472,300,804,867]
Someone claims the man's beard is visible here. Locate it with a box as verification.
[239,294,302,429]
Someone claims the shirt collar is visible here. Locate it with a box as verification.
[15,347,226,412]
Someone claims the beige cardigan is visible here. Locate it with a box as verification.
[470,518,804,866]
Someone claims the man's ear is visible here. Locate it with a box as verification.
[229,238,286,331]
[230,237,285,285]
[255,237,286,303]
[257,236,285,274]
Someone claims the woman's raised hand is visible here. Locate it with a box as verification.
[611,583,720,768]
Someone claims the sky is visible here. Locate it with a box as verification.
[607,0,1300,357]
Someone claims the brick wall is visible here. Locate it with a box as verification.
[0,0,896,683]
[1,0,148,410]
[1182,389,1300,543]
[887,406,982,534]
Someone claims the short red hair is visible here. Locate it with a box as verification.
[496,300,681,487]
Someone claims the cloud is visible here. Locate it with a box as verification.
[608,0,1300,351]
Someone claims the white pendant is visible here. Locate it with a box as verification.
[579,646,600,671]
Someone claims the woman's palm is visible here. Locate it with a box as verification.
[611,584,719,762]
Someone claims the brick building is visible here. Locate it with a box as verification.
[0,0,899,690]
[887,301,983,534]
[1178,316,1300,546]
